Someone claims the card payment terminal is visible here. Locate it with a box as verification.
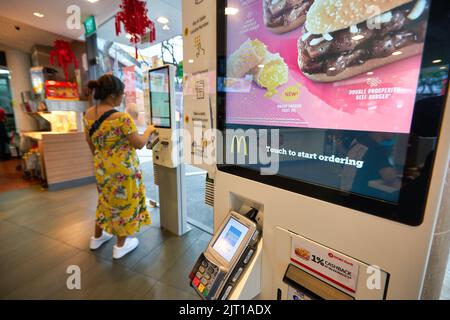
[189,210,261,300]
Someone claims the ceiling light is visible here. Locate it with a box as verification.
[433,59,442,64]
[440,66,448,70]
[392,51,403,56]
[225,7,239,15]
[33,12,44,18]
[157,16,169,24]
[86,0,100,3]
[162,25,170,31]
[352,35,365,41]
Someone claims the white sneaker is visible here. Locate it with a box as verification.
[90,231,113,250]
[113,238,139,259]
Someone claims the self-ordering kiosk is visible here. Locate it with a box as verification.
[147,65,179,168]
[210,0,450,300]
[144,65,189,236]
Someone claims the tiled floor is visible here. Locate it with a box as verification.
[0,184,211,300]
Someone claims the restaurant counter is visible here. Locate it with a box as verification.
[23,131,95,191]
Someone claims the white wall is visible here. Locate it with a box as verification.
[0,43,36,132]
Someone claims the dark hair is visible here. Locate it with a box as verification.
[88,74,125,101]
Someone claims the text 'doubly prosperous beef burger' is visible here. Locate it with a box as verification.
[297,0,429,82]
[264,0,315,33]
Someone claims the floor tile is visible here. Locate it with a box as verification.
[5,251,103,300]
[0,231,80,298]
[143,281,200,300]
[56,260,157,300]
[159,238,210,293]
[132,227,207,280]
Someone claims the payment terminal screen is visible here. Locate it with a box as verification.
[212,218,249,262]
[149,67,171,128]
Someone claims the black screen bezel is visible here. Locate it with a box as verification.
[149,65,172,129]
[216,0,450,226]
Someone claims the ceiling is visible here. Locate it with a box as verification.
[0,0,182,51]
[0,15,73,52]
[97,0,182,47]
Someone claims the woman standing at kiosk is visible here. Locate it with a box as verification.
[84,74,157,259]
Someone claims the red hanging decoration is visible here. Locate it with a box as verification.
[115,0,156,59]
[49,40,79,82]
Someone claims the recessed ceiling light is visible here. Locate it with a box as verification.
[392,51,403,56]
[433,59,442,64]
[157,16,169,24]
[33,12,44,18]
[162,25,170,31]
[225,7,239,15]
[352,35,365,41]
[86,0,100,3]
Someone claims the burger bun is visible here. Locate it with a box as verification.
[305,0,414,34]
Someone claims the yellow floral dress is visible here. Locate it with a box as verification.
[84,113,151,237]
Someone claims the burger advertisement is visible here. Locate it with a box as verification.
[225,0,430,134]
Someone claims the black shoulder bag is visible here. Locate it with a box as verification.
[89,109,119,138]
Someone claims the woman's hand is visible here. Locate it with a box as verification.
[145,124,157,136]
[127,124,157,150]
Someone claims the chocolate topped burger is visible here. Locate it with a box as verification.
[297,0,429,82]
[264,0,314,33]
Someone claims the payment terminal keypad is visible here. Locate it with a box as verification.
[189,254,226,300]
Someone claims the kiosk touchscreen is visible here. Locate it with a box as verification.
[189,211,260,300]
[217,0,450,226]
[147,65,178,168]
[149,66,171,129]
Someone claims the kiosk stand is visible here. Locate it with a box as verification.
[145,65,190,236]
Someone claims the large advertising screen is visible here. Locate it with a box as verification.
[218,0,450,225]
[225,0,428,132]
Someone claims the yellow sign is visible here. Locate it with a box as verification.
[282,85,301,102]
[231,136,248,156]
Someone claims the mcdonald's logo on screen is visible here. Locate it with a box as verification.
[231,135,248,156]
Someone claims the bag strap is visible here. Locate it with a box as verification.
[89,109,119,138]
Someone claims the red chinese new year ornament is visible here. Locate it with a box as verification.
[50,40,79,82]
[115,0,156,59]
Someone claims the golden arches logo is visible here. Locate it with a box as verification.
[231,136,248,156]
